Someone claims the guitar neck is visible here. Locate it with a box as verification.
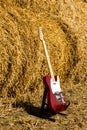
[40,27,55,81]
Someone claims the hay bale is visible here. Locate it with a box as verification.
[0,0,86,103]
[0,3,74,101]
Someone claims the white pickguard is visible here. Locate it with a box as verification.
[51,76,62,94]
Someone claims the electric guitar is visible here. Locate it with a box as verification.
[39,27,70,113]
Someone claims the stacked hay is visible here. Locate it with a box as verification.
[56,0,87,85]
[0,0,87,103]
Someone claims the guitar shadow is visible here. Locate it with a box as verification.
[13,102,67,122]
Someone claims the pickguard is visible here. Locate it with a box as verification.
[50,76,62,94]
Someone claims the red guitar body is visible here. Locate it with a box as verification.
[43,75,70,113]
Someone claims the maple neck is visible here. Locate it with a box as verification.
[39,27,55,82]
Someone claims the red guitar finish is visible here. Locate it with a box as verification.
[43,75,70,113]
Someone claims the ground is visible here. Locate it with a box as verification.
[0,81,87,130]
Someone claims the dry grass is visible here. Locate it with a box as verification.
[0,0,87,129]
